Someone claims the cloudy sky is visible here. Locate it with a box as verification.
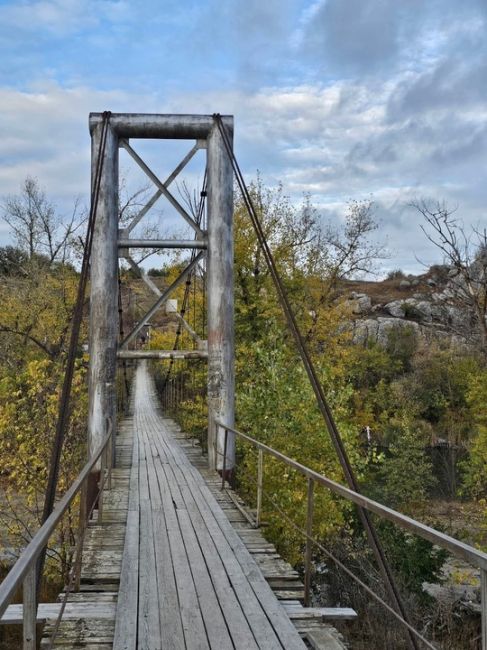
[0,0,485,274]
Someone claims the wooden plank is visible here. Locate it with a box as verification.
[137,439,162,649]
[153,431,302,650]
[113,421,140,650]
[282,607,357,621]
[159,431,306,650]
[137,508,162,650]
[140,392,210,650]
[273,590,306,601]
[1,602,116,624]
[41,619,115,645]
[305,628,348,650]
[138,415,185,650]
[158,464,245,649]
[112,510,139,650]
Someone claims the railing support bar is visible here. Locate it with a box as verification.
[256,449,263,528]
[221,428,228,490]
[23,566,36,650]
[74,482,88,592]
[304,478,314,607]
[482,569,487,650]
[98,451,105,524]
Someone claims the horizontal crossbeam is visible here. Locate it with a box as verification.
[117,350,207,360]
[89,113,233,139]
[118,239,207,249]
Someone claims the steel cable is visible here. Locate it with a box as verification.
[213,113,420,650]
[161,171,207,400]
[36,111,112,599]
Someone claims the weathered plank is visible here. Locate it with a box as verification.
[1,602,116,624]
[282,606,358,621]
[40,423,133,649]
[133,373,206,648]
[112,510,139,650]
[305,628,348,650]
[149,418,304,649]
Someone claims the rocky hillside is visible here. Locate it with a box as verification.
[342,266,466,346]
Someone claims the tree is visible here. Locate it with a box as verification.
[414,199,487,354]
[320,198,388,285]
[377,416,436,511]
[0,246,29,276]
[0,357,86,578]
[461,370,487,499]
[2,177,84,267]
[0,179,88,577]
[0,181,82,363]
[233,179,387,342]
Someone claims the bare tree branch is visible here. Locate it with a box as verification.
[412,198,487,354]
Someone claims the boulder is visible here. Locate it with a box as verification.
[351,294,372,314]
[414,301,433,323]
[384,300,406,318]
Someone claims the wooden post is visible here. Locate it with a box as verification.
[87,122,119,510]
[304,478,314,607]
[207,118,235,471]
[23,566,36,650]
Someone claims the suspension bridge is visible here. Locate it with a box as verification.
[0,113,486,650]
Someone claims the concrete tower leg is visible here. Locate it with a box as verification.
[206,119,235,471]
[87,122,119,505]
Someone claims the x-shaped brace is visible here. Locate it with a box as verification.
[120,139,205,238]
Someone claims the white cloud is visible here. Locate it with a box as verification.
[0,0,130,36]
[0,83,157,215]
[1,52,485,272]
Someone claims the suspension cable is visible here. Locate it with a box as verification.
[36,111,112,599]
[118,269,130,410]
[162,171,207,397]
[213,113,420,650]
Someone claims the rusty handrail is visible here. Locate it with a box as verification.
[216,419,487,650]
[0,422,114,648]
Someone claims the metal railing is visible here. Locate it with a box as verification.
[0,422,114,649]
[216,420,487,650]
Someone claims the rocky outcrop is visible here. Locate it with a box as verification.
[344,268,469,347]
[352,317,420,346]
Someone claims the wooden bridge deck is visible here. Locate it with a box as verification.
[113,362,306,649]
[33,362,346,648]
